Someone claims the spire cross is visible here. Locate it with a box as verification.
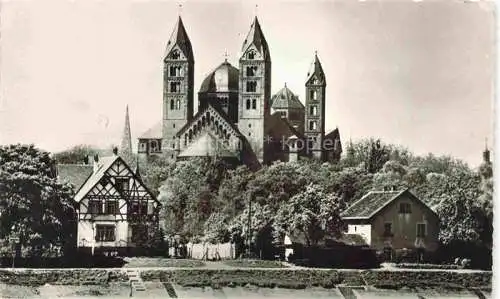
[485,137,488,150]
[178,3,183,16]
[255,4,258,16]
[224,50,228,61]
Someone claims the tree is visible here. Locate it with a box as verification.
[273,184,345,246]
[0,144,76,257]
[52,144,112,164]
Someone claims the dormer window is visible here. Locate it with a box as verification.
[247,51,255,60]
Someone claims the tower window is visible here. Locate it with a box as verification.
[310,90,317,100]
[247,51,255,60]
[170,99,175,110]
[176,99,181,110]
[246,99,251,110]
[169,66,182,77]
[173,123,176,128]
[246,66,257,77]
[252,99,257,109]
[309,105,318,116]
[246,81,257,93]
[170,81,181,93]
[170,50,180,60]
[309,121,318,130]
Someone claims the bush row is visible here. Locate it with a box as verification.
[141,269,364,289]
[361,270,492,289]
[140,269,492,290]
[395,263,461,270]
[0,270,128,286]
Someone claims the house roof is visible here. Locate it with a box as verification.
[139,122,162,139]
[57,164,93,192]
[74,156,119,202]
[341,189,412,220]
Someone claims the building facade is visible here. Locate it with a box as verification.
[341,189,440,256]
[138,16,342,167]
[57,149,161,255]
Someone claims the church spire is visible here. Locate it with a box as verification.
[241,16,270,61]
[307,51,325,84]
[120,105,133,163]
[483,137,491,164]
[164,15,194,63]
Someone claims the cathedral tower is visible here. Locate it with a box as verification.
[304,52,326,160]
[238,17,271,164]
[163,16,194,159]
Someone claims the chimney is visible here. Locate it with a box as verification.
[112,147,119,156]
[93,154,99,173]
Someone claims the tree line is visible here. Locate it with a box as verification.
[0,139,493,259]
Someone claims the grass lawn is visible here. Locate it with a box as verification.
[223,259,288,268]
[123,257,205,268]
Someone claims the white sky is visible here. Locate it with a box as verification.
[0,0,495,167]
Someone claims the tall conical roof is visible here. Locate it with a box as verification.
[241,17,270,61]
[164,16,194,62]
[306,52,325,85]
[120,105,133,163]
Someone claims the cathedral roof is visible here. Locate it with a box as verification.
[271,84,305,110]
[164,16,194,62]
[306,53,325,85]
[139,122,162,139]
[199,60,239,93]
[241,17,270,61]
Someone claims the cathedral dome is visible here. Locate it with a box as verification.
[199,60,239,93]
[271,85,304,109]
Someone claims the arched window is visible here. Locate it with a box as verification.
[246,99,251,110]
[309,90,317,100]
[246,66,257,77]
[252,99,257,109]
[171,50,180,60]
[170,99,175,110]
[246,81,257,93]
[247,51,255,60]
[176,99,181,110]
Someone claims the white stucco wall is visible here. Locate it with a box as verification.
[77,220,129,248]
[347,224,372,245]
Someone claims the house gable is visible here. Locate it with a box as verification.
[341,189,438,222]
[75,156,159,208]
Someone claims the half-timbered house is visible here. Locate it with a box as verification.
[57,149,161,255]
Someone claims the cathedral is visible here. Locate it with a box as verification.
[137,16,342,168]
